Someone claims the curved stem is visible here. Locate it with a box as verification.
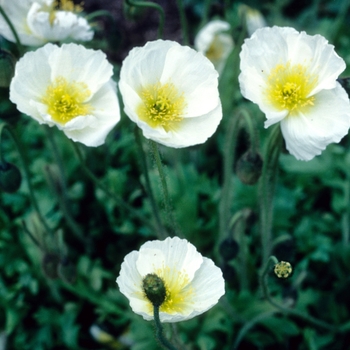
[149,140,178,236]
[0,123,53,235]
[176,0,189,45]
[259,125,282,265]
[232,310,277,350]
[134,128,166,239]
[71,141,156,232]
[125,0,165,39]
[260,256,339,332]
[153,305,178,350]
[0,5,24,56]
[85,10,115,22]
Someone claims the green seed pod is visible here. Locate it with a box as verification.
[58,256,77,284]
[0,161,21,193]
[274,261,292,279]
[0,49,16,88]
[142,273,167,307]
[235,150,263,185]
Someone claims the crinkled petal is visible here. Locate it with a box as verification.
[280,83,350,160]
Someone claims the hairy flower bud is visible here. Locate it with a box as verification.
[142,273,167,307]
[0,161,21,193]
[235,150,263,185]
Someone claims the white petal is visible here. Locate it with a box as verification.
[280,83,350,160]
[48,43,112,95]
[9,44,55,119]
[138,237,203,281]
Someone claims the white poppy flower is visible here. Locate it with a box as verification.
[0,0,93,46]
[239,26,350,161]
[10,43,120,147]
[194,19,234,74]
[239,5,267,36]
[118,40,222,148]
[116,236,225,323]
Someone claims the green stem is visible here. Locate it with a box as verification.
[0,5,24,56]
[176,0,189,45]
[232,310,277,350]
[259,125,282,265]
[125,0,165,39]
[260,256,338,332]
[149,140,178,236]
[219,113,241,240]
[85,10,115,22]
[0,123,53,235]
[44,127,84,241]
[71,141,157,232]
[153,305,178,350]
[134,128,166,239]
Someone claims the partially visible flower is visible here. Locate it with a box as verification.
[194,20,234,74]
[10,43,120,147]
[0,0,93,46]
[119,40,222,148]
[239,26,350,161]
[116,236,225,323]
[239,4,266,36]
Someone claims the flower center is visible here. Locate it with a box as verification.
[265,62,318,114]
[143,267,194,315]
[41,76,93,124]
[47,0,83,25]
[137,82,186,132]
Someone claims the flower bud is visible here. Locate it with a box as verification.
[235,150,263,185]
[219,238,239,261]
[0,49,16,88]
[0,161,21,193]
[142,273,167,307]
[274,261,292,279]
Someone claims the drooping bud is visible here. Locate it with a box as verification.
[0,49,16,88]
[274,261,292,279]
[235,150,263,185]
[219,237,240,261]
[0,161,21,193]
[142,273,167,307]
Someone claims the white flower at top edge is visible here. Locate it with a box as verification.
[239,26,350,161]
[0,0,93,46]
[9,43,120,147]
[194,19,234,74]
[116,236,225,323]
[118,39,222,148]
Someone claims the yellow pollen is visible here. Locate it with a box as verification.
[142,267,194,315]
[137,82,186,132]
[265,62,318,114]
[48,0,84,25]
[41,76,93,124]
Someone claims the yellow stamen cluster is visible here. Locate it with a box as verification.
[41,76,92,124]
[137,82,186,132]
[265,62,318,114]
[48,0,84,25]
[143,266,194,315]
